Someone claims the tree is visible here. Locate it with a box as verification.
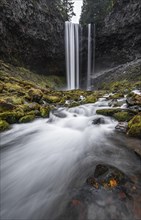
[55,0,75,21]
[80,0,116,26]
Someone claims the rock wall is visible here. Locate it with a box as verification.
[0,0,65,75]
[95,0,141,71]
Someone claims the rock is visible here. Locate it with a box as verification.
[0,120,10,132]
[40,106,50,118]
[94,164,109,178]
[52,110,67,118]
[127,114,141,138]
[113,112,134,122]
[115,122,128,133]
[92,117,105,125]
[126,93,141,107]
[0,0,65,75]
[19,114,35,123]
[28,88,43,102]
[86,164,130,190]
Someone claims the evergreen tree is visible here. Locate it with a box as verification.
[80,0,116,26]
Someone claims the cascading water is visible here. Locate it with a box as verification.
[87,24,92,90]
[65,22,96,90]
[87,23,96,90]
[65,21,80,90]
[1,98,141,220]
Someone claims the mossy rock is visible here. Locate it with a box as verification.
[109,93,124,99]
[68,102,80,108]
[127,93,141,106]
[28,88,43,102]
[0,120,10,132]
[127,114,141,138]
[0,111,24,124]
[113,112,134,122]
[96,108,122,116]
[4,82,22,92]
[85,95,97,104]
[40,106,51,118]
[43,95,61,103]
[0,99,15,112]
[19,114,35,123]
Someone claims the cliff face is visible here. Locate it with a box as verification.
[0,0,65,75]
[95,0,141,71]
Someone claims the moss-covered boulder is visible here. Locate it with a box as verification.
[84,95,97,104]
[0,111,24,124]
[0,99,15,112]
[127,114,141,138]
[43,95,61,103]
[109,93,124,99]
[19,114,35,123]
[28,88,43,102]
[127,93,141,106]
[40,106,51,118]
[0,120,10,132]
[113,112,134,122]
[96,108,122,117]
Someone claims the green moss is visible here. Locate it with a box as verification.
[0,111,24,123]
[109,93,124,99]
[43,95,61,103]
[40,106,50,118]
[4,82,22,92]
[85,95,97,103]
[0,120,10,132]
[68,102,80,108]
[127,114,141,138]
[28,88,43,102]
[113,112,134,122]
[96,108,122,116]
[19,114,35,123]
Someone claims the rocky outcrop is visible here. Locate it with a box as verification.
[95,0,141,71]
[0,0,65,75]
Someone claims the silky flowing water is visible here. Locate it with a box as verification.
[1,98,141,220]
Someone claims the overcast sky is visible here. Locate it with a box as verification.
[71,0,83,23]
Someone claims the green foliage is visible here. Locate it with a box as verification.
[55,0,75,21]
[80,0,116,25]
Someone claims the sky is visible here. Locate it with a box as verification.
[71,0,83,23]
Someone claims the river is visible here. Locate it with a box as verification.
[1,98,141,220]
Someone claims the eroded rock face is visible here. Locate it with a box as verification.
[95,0,141,71]
[0,0,65,75]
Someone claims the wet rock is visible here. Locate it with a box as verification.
[94,164,109,178]
[115,122,128,133]
[52,110,67,118]
[127,114,141,138]
[92,117,105,125]
[87,164,130,191]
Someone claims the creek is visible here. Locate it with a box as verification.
[1,97,141,220]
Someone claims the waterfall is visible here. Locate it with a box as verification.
[87,24,91,90]
[87,23,96,90]
[65,21,80,90]
[65,22,95,90]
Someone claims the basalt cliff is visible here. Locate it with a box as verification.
[95,0,141,71]
[0,0,65,75]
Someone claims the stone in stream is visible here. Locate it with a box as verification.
[86,164,131,191]
[115,122,128,133]
[92,117,105,125]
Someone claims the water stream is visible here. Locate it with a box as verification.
[1,98,141,220]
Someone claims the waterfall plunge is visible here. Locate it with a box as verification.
[65,22,95,90]
[65,22,80,90]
